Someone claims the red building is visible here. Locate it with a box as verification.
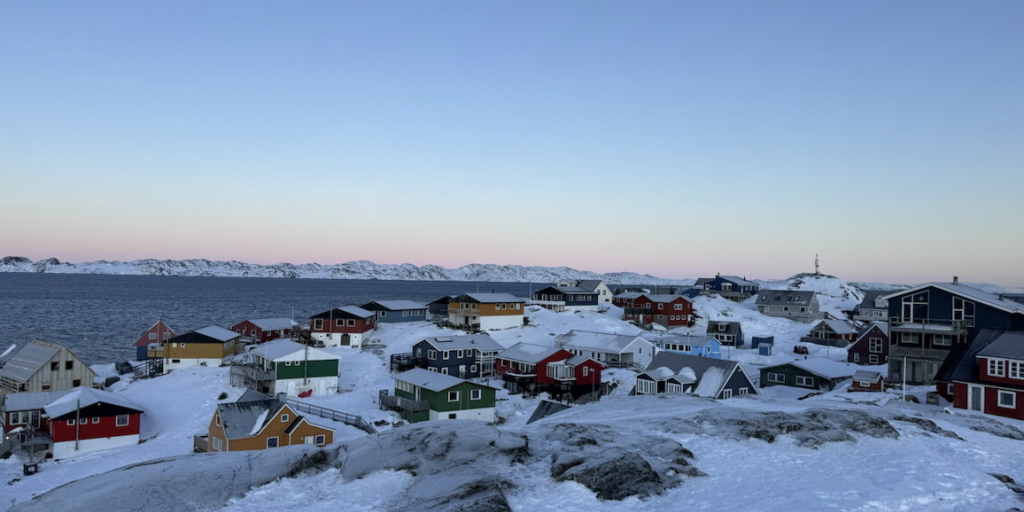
[132,320,176,360]
[309,306,377,349]
[613,293,693,328]
[496,342,603,398]
[231,318,297,344]
[2,387,143,459]
[939,330,1024,420]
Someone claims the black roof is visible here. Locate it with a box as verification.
[934,329,1005,385]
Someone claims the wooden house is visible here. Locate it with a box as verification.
[360,300,429,324]
[0,341,98,396]
[204,392,334,452]
[160,326,242,373]
[495,342,603,397]
[696,274,759,302]
[132,320,176,361]
[558,279,613,305]
[230,318,297,344]
[230,339,339,397]
[387,368,498,423]
[635,352,759,399]
[553,330,656,371]
[531,285,600,313]
[847,321,890,366]
[447,293,525,331]
[935,329,1024,419]
[309,306,377,348]
[800,319,861,348]
[760,359,857,391]
[881,277,1024,385]
[411,334,504,379]
[850,370,885,392]
[426,295,457,322]
[3,387,144,459]
[613,293,693,329]
[652,334,722,359]
[852,290,890,323]
[706,321,744,347]
[755,290,822,323]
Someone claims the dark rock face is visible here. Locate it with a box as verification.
[893,415,964,440]
[551,449,663,501]
[677,408,900,448]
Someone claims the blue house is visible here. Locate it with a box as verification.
[360,300,428,324]
[695,274,759,301]
[531,286,600,312]
[411,334,505,378]
[652,334,722,359]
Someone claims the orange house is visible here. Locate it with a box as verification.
[447,293,525,330]
[204,392,334,452]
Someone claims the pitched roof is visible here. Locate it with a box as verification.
[575,280,605,292]
[498,342,565,364]
[453,293,524,304]
[217,396,289,440]
[638,352,755,398]
[362,300,427,311]
[706,321,742,336]
[717,275,757,287]
[644,294,691,304]
[815,319,860,336]
[44,387,144,419]
[246,318,298,331]
[249,339,339,362]
[0,340,62,382]
[555,330,649,354]
[779,358,858,379]
[418,334,504,353]
[132,320,176,347]
[976,331,1024,361]
[613,292,646,300]
[310,306,376,320]
[194,326,240,342]
[880,282,1024,316]
[2,389,72,412]
[853,370,883,382]
[756,290,817,306]
[854,290,889,311]
[649,333,719,347]
[934,328,1005,385]
[393,368,495,393]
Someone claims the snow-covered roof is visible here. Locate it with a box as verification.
[217,396,289,440]
[644,294,691,304]
[613,292,645,300]
[0,340,61,382]
[717,275,757,287]
[640,352,751,398]
[418,334,504,353]
[787,358,858,379]
[247,318,298,331]
[554,330,649,354]
[194,325,240,342]
[44,387,143,419]
[816,319,859,335]
[853,370,882,382]
[249,339,339,362]
[653,334,718,347]
[880,282,1024,316]
[535,285,593,295]
[339,305,375,318]
[977,332,1024,361]
[454,293,524,304]
[393,368,487,392]
[2,389,72,412]
[575,280,606,291]
[497,342,564,364]
[756,290,816,305]
[363,300,427,311]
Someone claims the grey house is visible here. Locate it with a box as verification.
[706,321,744,347]
[635,352,759,399]
[755,290,823,323]
[411,334,505,378]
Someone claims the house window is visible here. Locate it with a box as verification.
[216,415,221,426]
[470,389,482,400]
[68,419,76,426]
[998,390,1016,409]
[281,414,289,422]
[347,319,355,326]
[738,387,748,396]
[163,332,170,340]
[869,338,883,353]
[722,389,733,399]
[313,319,323,330]
[73,379,81,387]
[441,367,448,375]
[443,351,450,360]
[470,365,478,373]
[448,391,459,402]
[795,376,814,387]
[583,366,589,377]
[336,319,344,326]
[869,355,879,365]
[428,350,437,360]
[50,362,59,371]
[267,437,279,448]
[636,378,657,395]
[853,353,860,363]
[212,437,223,451]
[448,413,457,419]
[657,304,664,310]
[900,333,920,345]
[315,434,326,445]
[767,373,785,383]
[901,292,929,322]
[989,359,1006,377]
[42,383,52,390]
[1009,361,1023,380]
[116,415,129,426]
[149,332,156,340]
[933,334,953,347]
[93,417,100,424]
[457,350,464,358]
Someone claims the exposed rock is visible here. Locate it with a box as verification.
[551,448,664,500]
[892,415,964,440]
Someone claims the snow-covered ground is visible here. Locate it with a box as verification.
[4,275,1023,511]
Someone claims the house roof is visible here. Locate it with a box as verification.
[853,321,889,343]
[194,326,240,342]
[245,318,298,331]
[0,340,62,382]
[706,321,742,336]
[554,330,649,354]
[756,290,817,306]
[649,333,718,347]
[934,328,1006,385]
[362,300,428,311]
[638,352,754,398]
[717,275,757,287]
[393,368,496,392]
[498,342,565,364]
[854,290,889,311]
[249,339,339,362]
[418,334,504,353]
[3,389,72,412]
[880,282,1024,316]
[976,331,1024,361]
[217,396,290,440]
[132,320,176,347]
[575,280,606,292]
[453,293,524,304]
[534,286,593,295]
[44,387,144,419]
[643,294,691,304]
[613,292,646,301]
[776,358,857,380]
[853,370,883,382]
[816,319,860,336]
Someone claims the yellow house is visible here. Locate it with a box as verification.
[447,293,525,330]
[161,326,242,373]
[205,392,334,452]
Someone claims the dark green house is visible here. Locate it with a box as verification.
[760,358,857,391]
[229,339,340,397]
[385,368,498,423]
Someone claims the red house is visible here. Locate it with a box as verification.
[231,318,297,344]
[132,320,176,361]
[309,306,377,349]
[613,293,693,328]
[850,370,885,392]
[496,342,603,398]
[942,331,1024,420]
[846,322,889,366]
[2,387,144,459]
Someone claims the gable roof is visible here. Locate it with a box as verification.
[0,340,63,382]
[934,328,1006,385]
[706,321,742,336]
[853,370,883,382]
[555,330,649,353]
[649,333,719,347]
[216,396,290,440]
[393,368,496,393]
[976,331,1024,361]
[44,387,144,419]
[362,300,428,311]
[756,290,817,306]
[133,320,176,347]
[310,306,375,320]
[249,339,340,362]
[245,318,298,331]
[575,280,606,292]
[452,293,524,304]
[717,275,757,287]
[768,358,857,380]
[498,342,565,364]
[880,282,1024,316]
[643,294,691,304]
[192,326,240,342]
[417,334,504,353]
[638,352,757,398]
[814,319,860,336]
[854,290,889,311]
[534,285,593,295]
[852,321,889,344]
[3,389,73,412]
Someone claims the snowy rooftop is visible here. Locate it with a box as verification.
[881,282,1024,316]
[44,387,144,419]
[498,342,564,364]
[977,331,1024,361]
[250,339,339,362]
[789,358,858,379]
[554,330,646,353]
[2,389,72,412]
[818,319,859,335]
[247,318,298,331]
[394,368,487,392]
[419,334,504,353]
[363,300,428,311]
[456,293,524,304]
[0,340,62,382]
[194,325,241,342]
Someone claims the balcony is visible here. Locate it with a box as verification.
[890,345,951,361]
[889,318,970,333]
[379,390,429,420]
[229,364,274,387]
[193,435,209,453]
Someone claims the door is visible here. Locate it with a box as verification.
[969,386,983,411]
[304,436,315,444]
[459,365,467,378]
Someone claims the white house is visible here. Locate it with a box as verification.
[553,330,655,371]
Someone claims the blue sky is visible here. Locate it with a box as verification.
[2,2,1022,286]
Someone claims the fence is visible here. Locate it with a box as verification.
[286,400,376,435]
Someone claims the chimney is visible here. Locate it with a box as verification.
[953,276,959,285]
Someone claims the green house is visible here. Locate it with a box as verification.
[230,339,340,397]
[387,368,498,423]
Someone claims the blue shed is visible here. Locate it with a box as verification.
[758,344,773,356]
[751,336,774,349]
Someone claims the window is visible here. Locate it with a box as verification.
[443,351,450,360]
[457,350,464,358]
[149,332,156,340]
[795,376,814,387]
[116,415,129,427]
[267,437,279,448]
[738,388,748,396]
[428,350,437,360]
[68,419,76,426]
[853,353,860,363]
[441,367,448,375]
[901,333,920,345]
[73,379,81,387]
[583,366,589,376]
[989,359,1006,377]
[1010,361,1023,380]
[998,390,1016,409]
[901,292,929,322]
[347,319,355,326]
[636,378,657,395]
[92,417,100,424]
[658,304,664,310]
[315,434,326,445]
[281,414,289,422]
[212,437,223,451]
[869,355,879,365]
[933,334,953,347]
[50,362,59,371]
[313,319,323,330]
[336,318,344,326]
[163,332,170,340]
[869,338,883,353]
[767,373,785,383]
[448,413,457,419]
[42,383,51,390]
[722,389,732,399]
[448,391,459,402]
[470,389,482,400]
[470,365,478,373]
[216,415,221,426]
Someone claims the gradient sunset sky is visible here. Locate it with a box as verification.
[2,2,1022,286]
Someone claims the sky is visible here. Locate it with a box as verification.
[1,1,1022,286]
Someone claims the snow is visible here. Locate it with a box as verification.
[248,410,270,436]
[3,273,1024,512]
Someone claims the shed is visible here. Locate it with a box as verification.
[751,336,774,349]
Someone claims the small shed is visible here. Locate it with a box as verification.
[751,336,774,349]
[850,370,884,392]
[758,343,773,356]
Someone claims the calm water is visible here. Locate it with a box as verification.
[0,274,546,365]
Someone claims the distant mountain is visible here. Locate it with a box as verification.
[0,256,695,286]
